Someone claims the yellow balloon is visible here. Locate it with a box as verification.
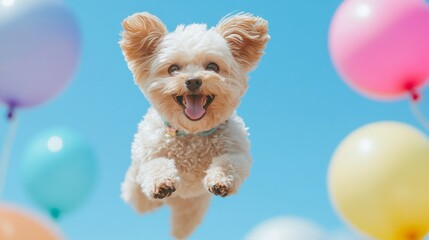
[328,121,429,240]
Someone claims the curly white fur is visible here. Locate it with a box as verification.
[120,12,269,239]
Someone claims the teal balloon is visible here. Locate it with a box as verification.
[21,128,97,219]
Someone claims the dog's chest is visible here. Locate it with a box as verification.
[158,132,227,176]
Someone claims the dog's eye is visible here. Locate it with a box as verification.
[206,62,219,73]
[168,65,180,75]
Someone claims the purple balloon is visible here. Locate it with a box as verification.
[0,2,80,110]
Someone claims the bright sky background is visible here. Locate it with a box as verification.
[1,0,428,239]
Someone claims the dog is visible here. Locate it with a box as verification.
[119,12,269,239]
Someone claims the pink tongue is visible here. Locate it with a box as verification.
[184,95,206,120]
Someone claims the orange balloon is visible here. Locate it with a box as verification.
[0,204,62,240]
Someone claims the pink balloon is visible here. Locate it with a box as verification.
[329,0,429,100]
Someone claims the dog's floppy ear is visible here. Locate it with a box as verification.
[120,12,167,83]
[217,13,269,72]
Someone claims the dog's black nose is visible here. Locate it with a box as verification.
[185,78,202,91]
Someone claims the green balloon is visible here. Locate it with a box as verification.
[21,128,97,219]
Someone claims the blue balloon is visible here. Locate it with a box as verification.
[21,128,96,219]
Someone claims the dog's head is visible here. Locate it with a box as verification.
[120,12,269,133]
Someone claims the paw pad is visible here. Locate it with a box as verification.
[209,183,230,197]
[153,182,176,199]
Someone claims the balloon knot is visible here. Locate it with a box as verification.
[408,87,421,102]
[405,231,419,240]
[50,208,61,220]
[6,104,15,121]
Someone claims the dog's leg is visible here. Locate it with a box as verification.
[203,153,251,197]
[136,157,180,200]
[167,194,211,240]
[121,165,163,213]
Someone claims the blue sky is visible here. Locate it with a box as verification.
[1,0,427,239]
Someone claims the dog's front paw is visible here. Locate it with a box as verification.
[152,182,176,199]
[204,173,234,197]
[208,182,230,197]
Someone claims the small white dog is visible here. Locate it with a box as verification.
[120,12,269,239]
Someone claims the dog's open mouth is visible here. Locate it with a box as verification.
[174,94,215,121]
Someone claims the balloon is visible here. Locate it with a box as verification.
[21,128,97,219]
[0,0,80,109]
[245,217,366,240]
[329,122,429,240]
[329,0,429,100]
[0,204,63,239]
[329,231,368,240]
[245,217,325,240]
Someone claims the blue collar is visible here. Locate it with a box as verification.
[162,119,219,137]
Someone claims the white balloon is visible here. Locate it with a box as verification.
[246,217,370,240]
[245,217,325,240]
[329,230,371,240]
